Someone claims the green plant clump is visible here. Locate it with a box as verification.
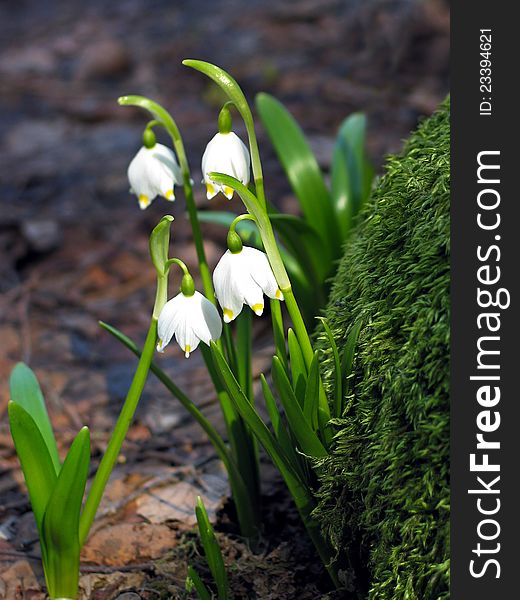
[315,98,450,599]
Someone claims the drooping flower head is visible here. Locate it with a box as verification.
[213,232,283,323]
[157,270,222,358]
[201,105,250,200]
[127,129,182,210]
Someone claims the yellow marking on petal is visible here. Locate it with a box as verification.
[223,186,234,199]
[138,194,150,209]
[164,189,174,200]
[206,183,216,199]
[185,345,191,358]
[156,339,164,352]
[223,308,234,323]
[252,303,264,316]
[275,289,283,300]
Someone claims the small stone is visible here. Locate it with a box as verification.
[21,219,62,253]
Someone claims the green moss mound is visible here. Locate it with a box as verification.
[315,99,450,599]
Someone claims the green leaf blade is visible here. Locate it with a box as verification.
[342,319,363,395]
[261,375,306,482]
[8,402,58,533]
[9,363,60,473]
[271,357,327,458]
[256,93,341,260]
[186,566,212,600]
[317,317,343,418]
[195,497,229,600]
[287,328,307,403]
[42,426,90,598]
[331,113,374,238]
[303,352,320,431]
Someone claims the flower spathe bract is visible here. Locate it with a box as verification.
[157,291,222,357]
[128,143,182,210]
[213,246,283,323]
[201,132,250,200]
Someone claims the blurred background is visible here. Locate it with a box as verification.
[0,0,448,594]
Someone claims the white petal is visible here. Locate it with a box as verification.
[242,246,283,300]
[151,144,182,183]
[128,147,157,207]
[239,276,265,315]
[190,291,223,345]
[174,318,200,358]
[157,293,186,352]
[151,144,182,199]
[213,251,245,322]
[226,132,251,185]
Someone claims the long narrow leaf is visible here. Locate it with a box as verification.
[187,566,211,600]
[9,363,60,473]
[256,93,341,259]
[42,427,90,597]
[342,319,363,394]
[8,402,57,533]
[317,317,342,418]
[270,213,327,291]
[261,375,305,482]
[271,357,327,458]
[287,329,307,403]
[236,310,253,402]
[210,342,303,486]
[331,113,374,238]
[303,352,320,431]
[196,497,229,600]
[270,298,288,372]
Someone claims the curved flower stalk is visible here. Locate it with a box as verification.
[128,139,182,209]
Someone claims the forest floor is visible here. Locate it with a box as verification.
[0,0,449,597]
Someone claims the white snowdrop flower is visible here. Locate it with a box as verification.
[201,132,250,200]
[213,246,283,323]
[128,143,182,210]
[157,291,222,358]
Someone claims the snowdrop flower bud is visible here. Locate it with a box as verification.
[157,277,222,358]
[201,106,250,200]
[213,242,283,323]
[127,130,182,210]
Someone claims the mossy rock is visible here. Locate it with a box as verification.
[315,98,450,599]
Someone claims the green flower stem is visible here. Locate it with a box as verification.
[230,213,256,232]
[78,317,157,547]
[165,257,190,276]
